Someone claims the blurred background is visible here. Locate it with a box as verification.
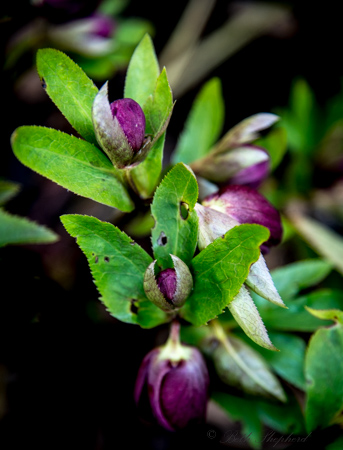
[1,1,343,448]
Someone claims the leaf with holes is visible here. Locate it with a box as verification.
[150,163,199,269]
[60,214,169,327]
[11,126,134,211]
[36,48,98,145]
[180,224,270,326]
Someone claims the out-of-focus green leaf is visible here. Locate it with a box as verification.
[211,335,286,401]
[256,396,306,436]
[252,289,343,332]
[0,208,58,247]
[172,77,224,164]
[270,258,333,301]
[254,126,288,171]
[211,392,263,449]
[0,180,20,206]
[305,321,343,432]
[11,126,134,212]
[238,331,306,390]
[36,48,98,144]
[287,212,343,276]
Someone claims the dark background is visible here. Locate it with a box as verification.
[1,1,342,449]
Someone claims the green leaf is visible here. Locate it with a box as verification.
[239,331,306,390]
[61,214,168,327]
[228,286,278,351]
[130,69,174,199]
[150,163,199,268]
[254,126,288,171]
[0,180,21,206]
[212,335,286,401]
[36,48,98,144]
[212,392,263,449]
[172,77,225,164]
[131,133,165,199]
[270,258,333,301]
[0,208,58,247]
[305,322,343,431]
[143,67,173,136]
[124,34,160,108]
[252,289,343,332]
[287,212,343,276]
[11,126,134,212]
[180,224,270,326]
[256,396,306,436]
[305,307,343,325]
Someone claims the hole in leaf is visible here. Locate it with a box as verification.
[157,231,167,246]
[104,256,110,263]
[180,202,189,220]
[41,78,46,89]
[94,256,99,263]
[130,300,138,315]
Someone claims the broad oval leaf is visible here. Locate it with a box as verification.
[180,224,270,326]
[172,77,225,164]
[11,126,134,212]
[36,48,98,144]
[151,162,199,268]
[61,214,168,327]
[305,323,343,431]
[0,208,58,247]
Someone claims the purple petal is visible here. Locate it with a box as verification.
[159,348,209,430]
[110,98,146,153]
[156,268,177,301]
[91,14,116,38]
[203,185,283,252]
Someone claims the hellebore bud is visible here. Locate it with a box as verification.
[143,255,193,311]
[202,185,282,253]
[134,321,209,431]
[92,82,146,168]
[47,14,116,56]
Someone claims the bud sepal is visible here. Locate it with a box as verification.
[143,255,193,311]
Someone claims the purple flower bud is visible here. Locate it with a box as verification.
[92,82,147,168]
[110,99,146,153]
[228,147,270,188]
[202,185,282,252]
[143,255,193,311]
[156,268,177,301]
[134,322,209,431]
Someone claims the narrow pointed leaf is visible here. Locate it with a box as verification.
[246,254,286,308]
[212,335,286,401]
[0,180,21,206]
[36,48,98,144]
[180,224,270,326]
[124,34,160,107]
[151,163,199,268]
[11,126,134,211]
[0,208,58,247]
[172,77,224,164]
[228,285,277,351]
[61,214,168,327]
